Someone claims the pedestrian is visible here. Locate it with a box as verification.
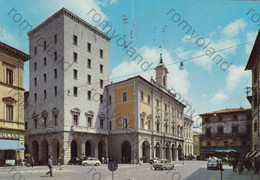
[58,156,62,170]
[245,159,250,172]
[31,156,34,167]
[102,157,105,164]
[46,155,53,177]
[238,159,243,175]
[232,159,237,172]
[255,158,259,174]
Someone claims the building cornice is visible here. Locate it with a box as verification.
[27,8,111,41]
[0,41,29,61]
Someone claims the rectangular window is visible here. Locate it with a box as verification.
[148,120,151,130]
[44,57,47,66]
[6,105,13,121]
[157,99,159,107]
[100,64,103,73]
[141,118,144,129]
[242,141,246,146]
[87,43,91,52]
[25,122,28,130]
[88,75,91,84]
[123,118,128,129]
[43,117,47,128]
[44,73,47,83]
[254,122,257,132]
[34,119,37,129]
[88,59,91,68]
[100,94,103,103]
[109,95,111,105]
[34,93,37,102]
[100,49,103,58]
[88,117,92,127]
[123,92,128,102]
[254,67,257,84]
[34,62,37,71]
[73,52,78,63]
[88,91,91,100]
[43,41,46,50]
[207,141,211,146]
[54,34,57,44]
[148,95,151,104]
[100,79,103,88]
[73,69,78,79]
[54,115,58,126]
[218,126,223,134]
[165,103,167,111]
[54,69,57,79]
[109,121,112,131]
[232,125,238,133]
[54,52,57,61]
[73,115,78,125]
[6,69,13,85]
[54,86,57,96]
[100,119,104,129]
[74,86,78,96]
[206,128,211,136]
[44,90,46,100]
[157,123,160,132]
[141,91,144,101]
[73,35,77,45]
[205,117,210,122]
[34,47,37,55]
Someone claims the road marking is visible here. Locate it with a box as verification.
[210,172,219,180]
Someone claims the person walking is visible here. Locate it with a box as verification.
[58,156,62,170]
[46,155,53,177]
[31,156,34,167]
[255,158,259,174]
[232,159,237,172]
[238,159,243,175]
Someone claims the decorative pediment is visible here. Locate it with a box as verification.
[41,111,48,117]
[71,107,80,114]
[52,108,59,115]
[32,113,38,119]
[99,112,105,118]
[86,110,94,116]
[140,112,146,117]
[2,96,16,103]
[147,114,152,120]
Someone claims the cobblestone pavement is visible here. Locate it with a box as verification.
[0,160,258,180]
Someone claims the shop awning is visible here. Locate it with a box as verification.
[0,139,25,150]
[254,151,260,158]
[215,149,236,152]
[249,151,257,158]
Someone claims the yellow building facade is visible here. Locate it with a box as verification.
[0,41,29,165]
[107,57,186,163]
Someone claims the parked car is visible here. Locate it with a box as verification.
[207,158,220,170]
[150,157,161,164]
[68,157,81,165]
[153,159,174,170]
[82,157,101,166]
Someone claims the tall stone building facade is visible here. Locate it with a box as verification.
[200,108,251,158]
[183,115,193,157]
[0,41,29,165]
[245,30,260,152]
[25,8,110,164]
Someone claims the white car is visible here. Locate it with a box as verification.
[82,158,101,166]
[207,158,220,170]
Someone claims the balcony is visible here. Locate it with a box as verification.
[70,125,109,134]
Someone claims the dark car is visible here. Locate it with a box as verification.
[68,157,81,165]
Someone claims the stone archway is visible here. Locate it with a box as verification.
[52,139,60,165]
[178,145,182,160]
[71,140,77,159]
[165,143,170,160]
[32,140,39,163]
[85,140,95,157]
[98,141,106,161]
[40,139,48,165]
[122,141,131,163]
[142,141,150,163]
[172,144,176,161]
[155,142,161,158]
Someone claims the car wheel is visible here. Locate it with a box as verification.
[154,167,157,170]
[163,167,166,170]
[95,163,99,166]
[170,167,173,170]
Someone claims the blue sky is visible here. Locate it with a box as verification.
[0,0,259,127]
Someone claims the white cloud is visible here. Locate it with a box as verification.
[211,92,228,104]
[0,26,21,50]
[245,31,257,55]
[226,65,251,92]
[221,19,247,37]
[111,46,191,96]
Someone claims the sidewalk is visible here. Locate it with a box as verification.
[212,164,260,180]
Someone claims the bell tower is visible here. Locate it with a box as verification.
[155,47,168,88]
